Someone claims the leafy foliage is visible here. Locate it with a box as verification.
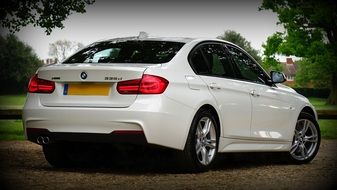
[49,40,84,62]
[260,0,337,104]
[261,33,283,71]
[295,58,330,88]
[0,0,95,35]
[217,30,262,64]
[0,34,42,94]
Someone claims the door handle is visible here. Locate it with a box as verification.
[209,83,221,90]
[250,90,260,97]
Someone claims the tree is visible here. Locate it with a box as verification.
[217,30,262,64]
[49,40,84,62]
[0,34,43,94]
[295,58,330,88]
[261,33,283,72]
[260,0,337,104]
[0,0,95,35]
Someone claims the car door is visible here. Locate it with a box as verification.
[189,43,252,138]
[226,45,293,141]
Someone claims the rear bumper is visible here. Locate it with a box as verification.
[23,93,195,150]
[26,128,146,144]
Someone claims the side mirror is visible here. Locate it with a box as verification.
[270,71,286,83]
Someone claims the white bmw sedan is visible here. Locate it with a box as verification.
[23,37,320,171]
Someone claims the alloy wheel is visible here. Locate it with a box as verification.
[195,117,217,165]
[290,119,319,161]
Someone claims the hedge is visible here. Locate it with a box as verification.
[294,88,330,98]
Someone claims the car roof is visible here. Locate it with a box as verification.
[101,36,236,45]
[101,36,195,43]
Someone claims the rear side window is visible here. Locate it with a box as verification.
[64,41,185,64]
[190,49,209,75]
[189,43,235,78]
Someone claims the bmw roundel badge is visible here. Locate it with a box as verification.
[80,71,88,80]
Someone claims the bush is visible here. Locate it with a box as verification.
[294,88,330,98]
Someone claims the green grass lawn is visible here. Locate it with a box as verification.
[319,120,337,139]
[0,94,26,108]
[0,120,25,140]
[308,97,337,110]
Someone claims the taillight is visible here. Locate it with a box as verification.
[28,74,55,93]
[139,75,169,94]
[117,74,169,94]
[116,79,141,94]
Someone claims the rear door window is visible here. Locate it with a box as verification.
[189,43,235,78]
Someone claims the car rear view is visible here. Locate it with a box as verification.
[22,38,191,166]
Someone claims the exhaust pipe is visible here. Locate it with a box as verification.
[37,136,43,144]
[42,136,50,144]
[36,136,50,145]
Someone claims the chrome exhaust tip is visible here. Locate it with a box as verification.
[37,136,44,144]
[42,136,50,144]
[36,136,50,145]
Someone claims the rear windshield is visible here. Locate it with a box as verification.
[63,40,185,64]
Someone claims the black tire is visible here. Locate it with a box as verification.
[182,109,219,172]
[287,112,321,164]
[43,143,75,168]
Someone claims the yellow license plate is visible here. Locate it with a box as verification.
[63,83,111,96]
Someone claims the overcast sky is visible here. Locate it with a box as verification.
[3,0,284,60]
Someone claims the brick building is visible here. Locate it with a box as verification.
[281,58,298,86]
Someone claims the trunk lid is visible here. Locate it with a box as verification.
[37,64,156,108]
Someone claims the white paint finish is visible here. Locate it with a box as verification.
[200,76,252,138]
[185,75,203,90]
[23,37,316,153]
[38,64,150,108]
[38,64,152,82]
[24,94,195,150]
[218,137,291,152]
[250,84,295,140]
[25,120,142,134]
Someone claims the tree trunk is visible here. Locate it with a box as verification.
[327,73,337,105]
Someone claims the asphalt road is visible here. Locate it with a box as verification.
[0,140,336,190]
